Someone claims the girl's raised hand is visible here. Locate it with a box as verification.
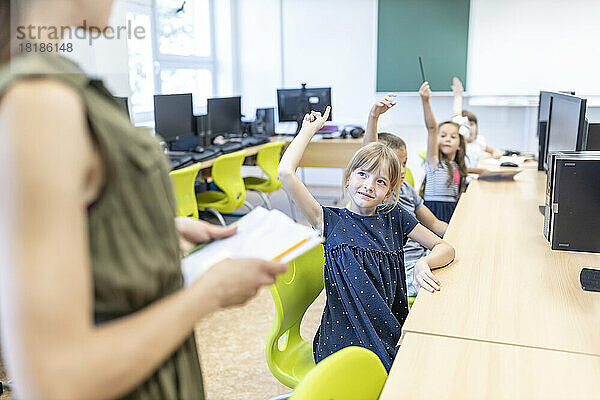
[371,93,397,118]
[419,81,431,101]
[451,77,464,94]
[301,106,331,133]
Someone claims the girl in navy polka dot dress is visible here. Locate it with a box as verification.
[278,107,455,372]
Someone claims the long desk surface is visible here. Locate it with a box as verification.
[194,136,362,171]
[380,164,600,398]
[296,137,363,168]
[380,332,600,400]
[403,166,600,355]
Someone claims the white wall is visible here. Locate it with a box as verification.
[236,0,547,187]
[236,0,282,118]
[468,0,600,96]
[64,0,131,95]
[79,0,596,186]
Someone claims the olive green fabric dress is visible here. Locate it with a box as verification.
[0,53,204,399]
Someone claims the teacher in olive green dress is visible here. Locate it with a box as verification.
[0,1,286,399]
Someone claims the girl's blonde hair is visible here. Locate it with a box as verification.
[343,142,401,209]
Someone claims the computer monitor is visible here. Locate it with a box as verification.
[277,84,332,133]
[207,96,242,136]
[586,122,600,150]
[154,94,194,144]
[544,92,587,170]
[537,91,553,170]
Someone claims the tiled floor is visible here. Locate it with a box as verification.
[196,288,326,400]
[195,184,340,400]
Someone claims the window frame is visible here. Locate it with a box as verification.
[125,0,220,124]
[152,0,218,99]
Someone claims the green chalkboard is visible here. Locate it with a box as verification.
[376,0,470,92]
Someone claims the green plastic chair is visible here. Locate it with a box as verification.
[289,346,388,400]
[196,150,253,225]
[169,162,203,219]
[266,244,325,389]
[244,141,297,220]
[244,141,285,208]
[405,166,415,188]
[408,295,416,308]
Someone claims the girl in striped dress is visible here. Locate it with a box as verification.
[419,81,468,223]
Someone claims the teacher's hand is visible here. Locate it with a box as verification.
[175,216,237,257]
[200,258,288,309]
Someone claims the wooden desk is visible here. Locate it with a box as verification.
[196,142,273,171]
[380,332,600,400]
[193,137,361,172]
[402,167,600,356]
[295,138,363,168]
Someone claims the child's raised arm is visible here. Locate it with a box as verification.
[414,205,448,238]
[419,82,439,168]
[278,107,331,231]
[485,144,504,158]
[364,93,397,145]
[451,76,464,117]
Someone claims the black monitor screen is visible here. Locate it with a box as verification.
[207,96,242,135]
[537,91,553,171]
[546,94,586,166]
[154,94,194,142]
[587,123,600,151]
[277,87,332,123]
[538,91,552,127]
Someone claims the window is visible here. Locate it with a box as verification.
[126,7,155,122]
[156,0,212,57]
[126,0,220,124]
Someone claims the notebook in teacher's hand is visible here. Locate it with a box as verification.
[181,207,324,286]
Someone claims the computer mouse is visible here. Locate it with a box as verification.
[500,162,518,167]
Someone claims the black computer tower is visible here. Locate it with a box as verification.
[256,108,275,135]
[194,114,208,147]
[544,151,600,253]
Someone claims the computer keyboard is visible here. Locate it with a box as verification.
[168,153,193,170]
[219,141,245,154]
[580,268,600,292]
[242,136,270,146]
[191,146,222,162]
